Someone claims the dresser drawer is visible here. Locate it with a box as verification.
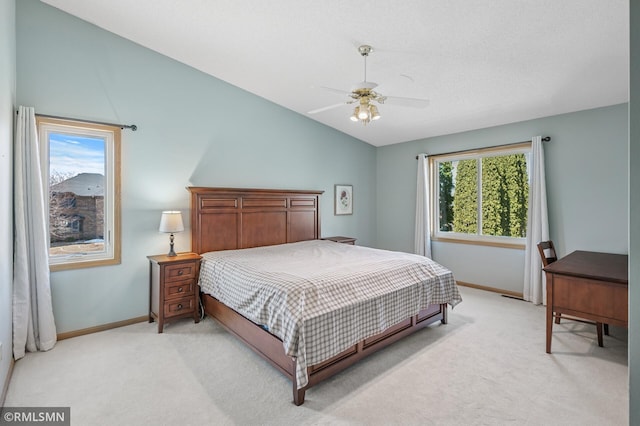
[165,262,197,282]
[164,297,195,318]
[164,278,195,300]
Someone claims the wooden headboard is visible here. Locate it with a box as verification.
[188,187,324,254]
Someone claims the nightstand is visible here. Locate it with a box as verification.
[321,236,357,245]
[148,252,202,333]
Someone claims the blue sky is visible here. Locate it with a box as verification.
[49,132,105,176]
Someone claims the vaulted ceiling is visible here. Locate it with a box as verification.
[41,0,629,146]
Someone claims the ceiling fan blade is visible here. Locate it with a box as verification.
[317,86,352,96]
[307,102,349,114]
[380,95,430,108]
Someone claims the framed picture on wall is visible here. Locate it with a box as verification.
[334,184,353,215]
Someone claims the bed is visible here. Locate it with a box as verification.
[189,187,461,405]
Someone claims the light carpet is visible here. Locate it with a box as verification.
[4,286,628,425]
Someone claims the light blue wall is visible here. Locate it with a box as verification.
[0,0,15,399]
[629,2,639,423]
[377,104,628,294]
[16,0,376,333]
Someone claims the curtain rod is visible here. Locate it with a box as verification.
[28,112,138,131]
[415,136,550,159]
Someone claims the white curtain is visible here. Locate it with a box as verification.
[13,106,57,359]
[523,136,549,305]
[414,153,432,258]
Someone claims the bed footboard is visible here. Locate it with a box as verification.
[201,293,447,405]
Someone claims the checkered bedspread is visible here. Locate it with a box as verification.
[198,240,461,389]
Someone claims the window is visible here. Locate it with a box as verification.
[431,143,530,248]
[37,117,121,270]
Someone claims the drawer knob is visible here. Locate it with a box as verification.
[178,287,183,292]
[177,304,183,310]
[178,270,184,276]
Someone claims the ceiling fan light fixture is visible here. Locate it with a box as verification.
[357,105,370,120]
[370,105,381,120]
[350,100,380,125]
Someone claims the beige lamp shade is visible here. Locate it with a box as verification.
[159,211,184,233]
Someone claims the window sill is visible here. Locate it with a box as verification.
[432,236,525,250]
[50,257,120,272]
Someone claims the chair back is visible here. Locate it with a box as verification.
[537,240,557,266]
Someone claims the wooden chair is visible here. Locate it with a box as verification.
[537,240,608,343]
[537,240,557,267]
[537,241,561,325]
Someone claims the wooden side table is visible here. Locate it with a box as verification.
[148,252,202,333]
[321,236,357,245]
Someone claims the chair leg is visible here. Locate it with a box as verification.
[604,323,609,336]
[555,313,561,324]
[596,322,604,347]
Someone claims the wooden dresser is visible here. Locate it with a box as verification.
[148,252,202,333]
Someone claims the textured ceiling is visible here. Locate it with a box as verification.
[41,0,629,146]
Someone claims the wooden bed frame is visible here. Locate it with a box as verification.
[189,187,448,405]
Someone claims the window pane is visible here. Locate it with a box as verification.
[438,161,454,231]
[452,159,478,234]
[48,132,106,256]
[481,153,529,237]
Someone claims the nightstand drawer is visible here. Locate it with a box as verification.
[164,297,195,318]
[165,263,196,282]
[164,279,195,300]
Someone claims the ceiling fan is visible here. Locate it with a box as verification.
[308,45,430,125]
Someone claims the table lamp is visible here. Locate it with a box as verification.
[159,211,184,257]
